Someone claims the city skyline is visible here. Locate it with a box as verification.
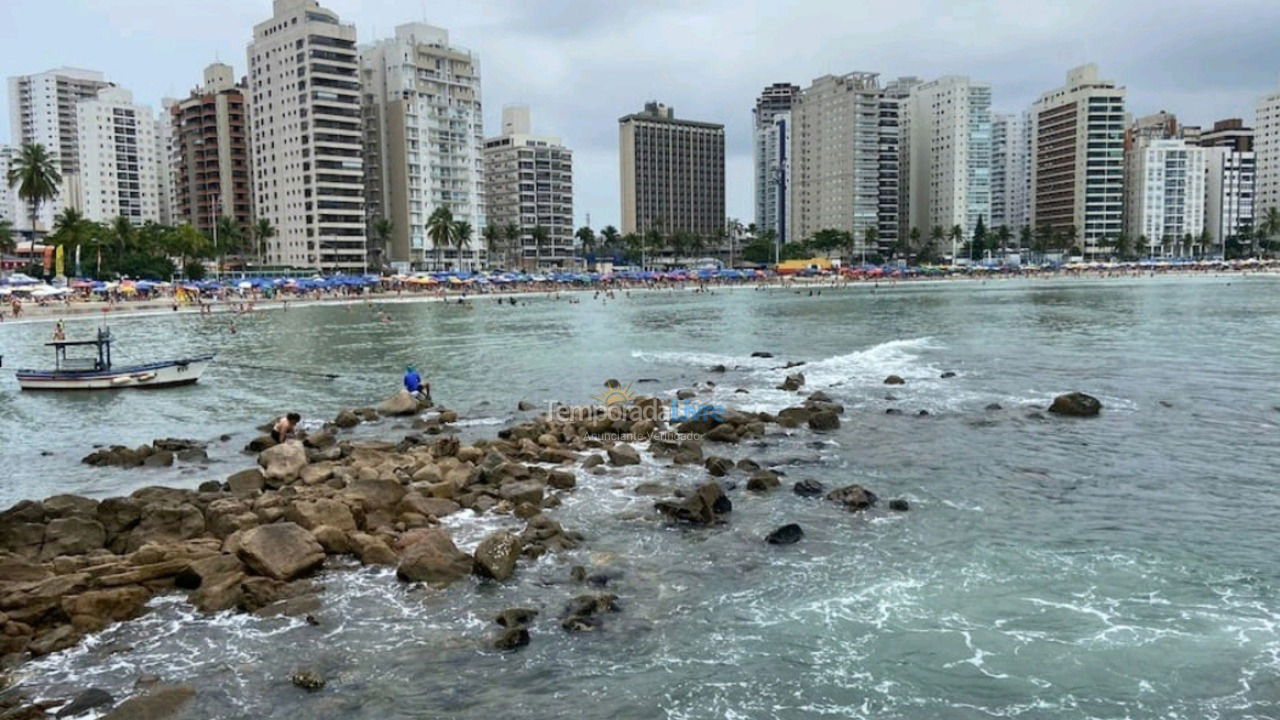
[3,0,1280,232]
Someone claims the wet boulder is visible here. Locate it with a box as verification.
[884,375,906,385]
[236,523,325,581]
[377,389,423,417]
[472,531,523,581]
[1048,392,1102,417]
[792,479,825,497]
[396,528,472,587]
[606,444,641,466]
[258,442,308,485]
[655,482,731,525]
[561,593,619,632]
[778,373,805,391]
[746,471,781,492]
[808,410,840,431]
[826,484,878,511]
[765,523,804,545]
[39,517,107,560]
[99,684,194,720]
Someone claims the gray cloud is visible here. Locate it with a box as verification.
[4,0,1278,231]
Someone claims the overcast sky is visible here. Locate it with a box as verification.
[4,0,1279,230]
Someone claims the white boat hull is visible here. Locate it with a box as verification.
[17,356,214,391]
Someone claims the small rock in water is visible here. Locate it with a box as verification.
[517,400,536,411]
[766,523,804,545]
[885,408,901,415]
[884,375,906,385]
[197,480,222,493]
[496,607,539,628]
[1158,400,1173,408]
[493,627,530,651]
[709,364,727,373]
[826,484,878,511]
[603,378,621,389]
[1048,392,1102,417]
[56,688,114,718]
[792,479,825,497]
[940,371,957,379]
[750,351,774,358]
[305,614,320,626]
[291,669,325,691]
[888,499,910,512]
[985,403,1003,411]
[917,410,930,417]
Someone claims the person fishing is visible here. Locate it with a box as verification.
[271,412,301,443]
[403,365,431,404]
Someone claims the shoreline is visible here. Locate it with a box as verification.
[2,269,1275,327]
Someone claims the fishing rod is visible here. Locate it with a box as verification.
[215,361,340,380]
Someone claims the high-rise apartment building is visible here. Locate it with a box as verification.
[1127,138,1206,256]
[0,145,14,225]
[1202,119,1255,253]
[904,76,992,246]
[483,106,573,269]
[7,67,113,231]
[1256,84,1280,220]
[170,63,251,235]
[1030,64,1126,256]
[247,0,364,272]
[619,102,725,238]
[753,83,800,245]
[791,72,897,255]
[991,112,1031,232]
[362,22,485,269]
[884,77,921,247]
[75,87,163,224]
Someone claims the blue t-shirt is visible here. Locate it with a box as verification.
[404,371,422,392]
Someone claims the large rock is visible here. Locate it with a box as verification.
[377,389,422,417]
[236,523,325,581]
[43,494,99,519]
[808,410,841,431]
[884,375,906,385]
[606,444,641,466]
[61,586,151,631]
[347,477,407,512]
[125,503,206,553]
[333,409,360,428]
[56,688,115,718]
[286,498,356,532]
[778,373,805,391]
[499,481,544,507]
[226,468,266,495]
[472,530,523,581]
[39,517,106,560]
[257,442,308,484]
[826,484,878,511]
[1048,392,1102,417]
[655,482,732,524]
[101,684,194,720]
[765,523,804,545]
[396,528,472,587]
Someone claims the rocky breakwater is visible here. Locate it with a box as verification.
[0,383,920,716]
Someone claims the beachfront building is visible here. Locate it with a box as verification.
[991,112,1031,233]
[247,0,365,272]
[1126,138,1206,257]
[1201,119,1255,254]
[483,106,573,269]
[790,72,897,257]
[169,63,252,236]
[6,67,113,232]
[75,87,164,224]
[753,83,800,246]
[1256,84,1280,219]
[619,102,725,240]
[1029,64,1126,257]
[0,144,14,225]
[362,22,485,271]
[904,75,992,252]
[155,103,176,226]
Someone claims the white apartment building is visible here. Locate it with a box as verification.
[1255,84,1280,220]
[75,87,163,224]
[362,22,485,269]
[1030,64,1126,256]
[1127,138,1205,256]
[1205,147,1255,253]
[247,0,365,272]
[154,105,176,226]
[791,72,894,256]
[7,67,113,232]
[483,106,573,269]
[904,76,992,245]
[991,112,1031,232]
[753,83,800,245]
[0,144,14,225]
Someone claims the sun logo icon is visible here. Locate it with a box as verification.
[593,381,636,407]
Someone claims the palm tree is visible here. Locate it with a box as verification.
[49,208,96,276]
[1257,207,1280,257]
[1196,229,1212,259]
[621,233,643,264]
[369,218,393,272]
[0,220,14,254]
[426,206,455,270]
[908,227,922,259]
[928,226,946,263]
[1018,226,1033,253]
[481,224,500,270]
[215,216,244,269]
[995,225,1012,256]
[452,220,473,270]
[503,222,521,270]
[252,218,276,265]
[948,225,964,264]
[529,225,550,270]
[600,225,620,257]
[575,226,596,262]
[6,143,62,236]
[643,229,663,268]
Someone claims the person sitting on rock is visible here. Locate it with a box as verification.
[403,365,431,404]
[271,412,301,443]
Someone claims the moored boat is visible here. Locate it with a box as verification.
[15,329,214,391]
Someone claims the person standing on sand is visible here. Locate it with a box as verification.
[271,412,301,443]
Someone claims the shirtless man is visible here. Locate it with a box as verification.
[271,412,301,443]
